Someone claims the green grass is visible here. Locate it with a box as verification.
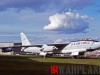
[29,57,100,65]
[0,55,100,75]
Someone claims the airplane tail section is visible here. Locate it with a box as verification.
[20,32,31,46]
[42,44,48,48]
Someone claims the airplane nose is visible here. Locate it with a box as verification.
[96,42,100,47]
[91,42,100,49]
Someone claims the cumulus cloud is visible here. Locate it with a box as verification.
[0,0,95,12]
[43,11,92,34]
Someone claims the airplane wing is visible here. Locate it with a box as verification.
[0,45,22,52]
[0,43,68,52]
[0,44,42,52]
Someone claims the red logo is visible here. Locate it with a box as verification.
[50,65,58,75]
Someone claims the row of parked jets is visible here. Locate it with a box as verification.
[1,32,100,58]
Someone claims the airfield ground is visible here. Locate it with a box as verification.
[0,55,100,75]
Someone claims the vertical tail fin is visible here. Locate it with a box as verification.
[20,32,31,46]
[42,44,48,48]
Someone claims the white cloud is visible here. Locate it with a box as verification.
[43,11,92,34]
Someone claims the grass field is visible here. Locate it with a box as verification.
[0,55,100,75]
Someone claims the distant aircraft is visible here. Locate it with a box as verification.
[20,32,58,58]
[20,32,100,58]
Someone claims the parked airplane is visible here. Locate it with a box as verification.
[20,32,58,58]
[20,32,100,58]
[59,38,100,58]
[1,32,100,58]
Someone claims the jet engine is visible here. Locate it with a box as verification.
[2,47,14,52]
[41,44,58,52]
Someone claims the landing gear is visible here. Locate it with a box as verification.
[43,54,53,58]
[71,56,79,59]
[43,52,47,58]
[43,55,46,58]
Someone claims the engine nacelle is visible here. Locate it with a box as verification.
[42,45,58,52]
[2,47,14,52]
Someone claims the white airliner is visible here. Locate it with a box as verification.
[59,38,100,58]
[20,32,57,58]
[20,32,100,58]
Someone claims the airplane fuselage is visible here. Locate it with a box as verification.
[20,32,100,57]
[24,47,41,53]
[61,40,100,54]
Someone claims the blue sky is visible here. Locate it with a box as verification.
[0,0,100,43]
